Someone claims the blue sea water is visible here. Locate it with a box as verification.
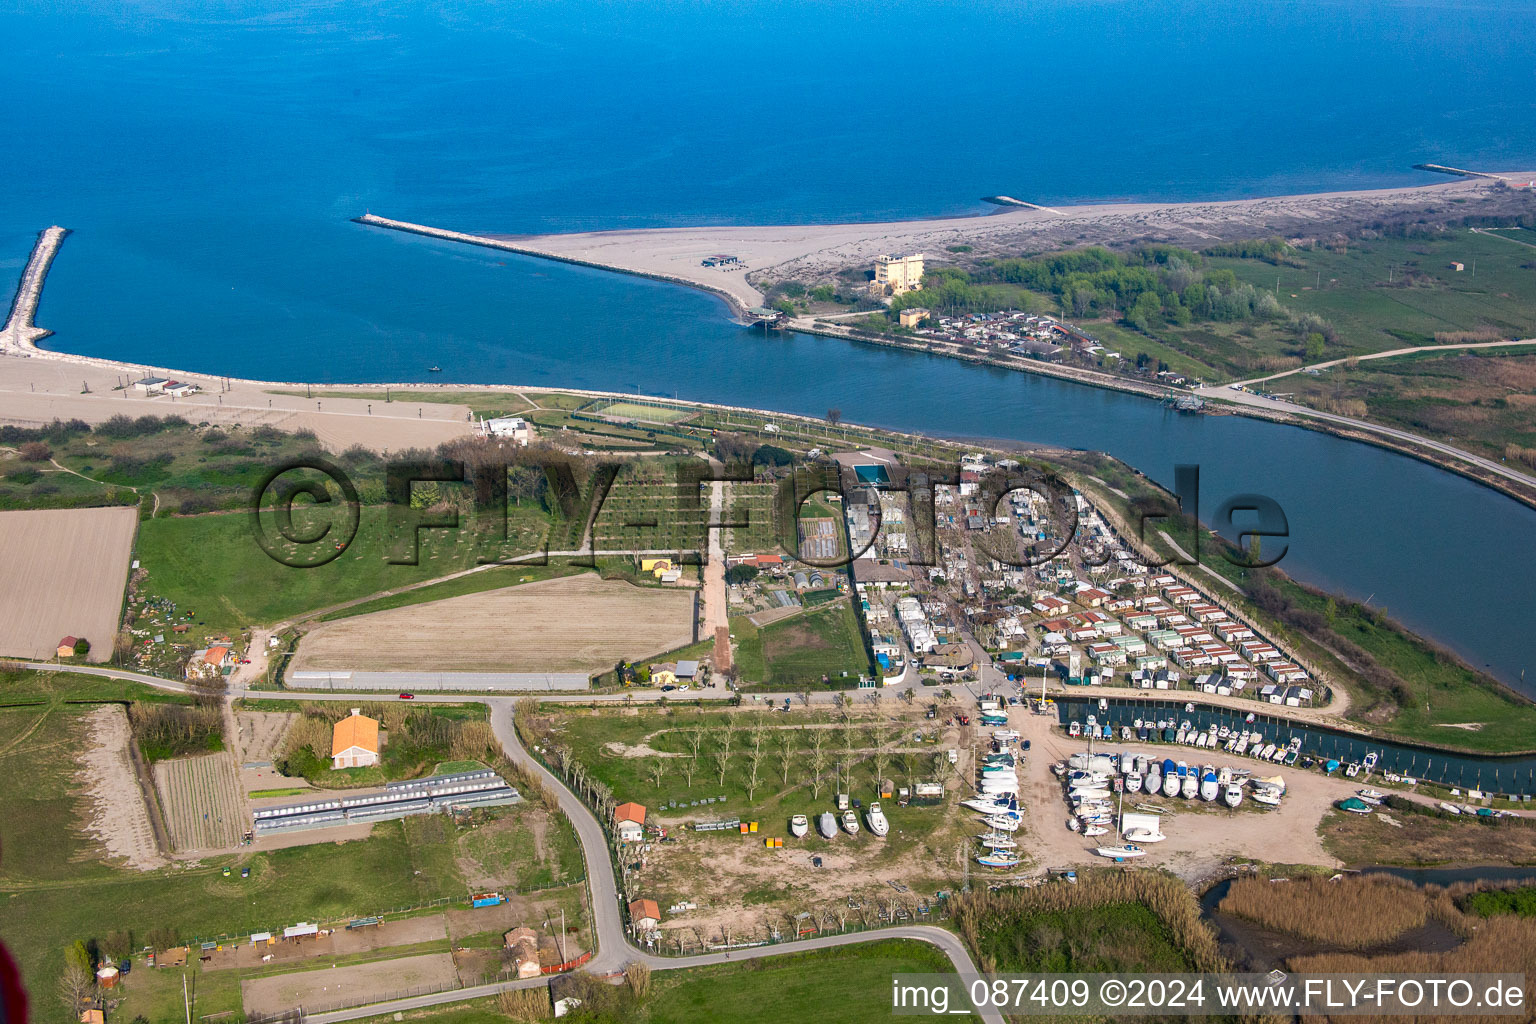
[2,0,1535,686]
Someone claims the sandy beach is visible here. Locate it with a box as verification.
[485,174,1536,312]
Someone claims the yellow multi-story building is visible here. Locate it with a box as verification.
[870,253,925,297]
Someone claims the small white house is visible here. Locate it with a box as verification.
[483,416,533,445]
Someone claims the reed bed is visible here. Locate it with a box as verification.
[1220,875,1428,949]
[953,869,1227,975]
[1289,914,1536,1024]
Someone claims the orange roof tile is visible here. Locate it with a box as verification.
[331,714,379,757]
[614,802,646,825]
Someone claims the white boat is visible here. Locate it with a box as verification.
[1145,764,1162,794]
[1082,825,1109,837]
[1233,733,1250,755]
[1162,769,1180,798]
[1175,725,1188,744]
[790,814,809,838]
[1251,789,1281,807]
[976,852,1022,868]
[817,812,837,838]
[983,814,1021,832]
[992,729,1020,741]
[978,833,1017,849]
[841,809,860,835]
[866,802,889,837]
[1199,768,1219,802]
[1439,801,1462,815]
[1223,783,1243,808]
[1068,721,1082,738]
[1123,828,1165,843]
[1065,817,1081,833]
[962,797,1013,814]
[1362,752,1379,773]
[1095,844,1147,859]
[1180,770,1199,800]
[1357,788,1384,804]
[1071,787,1111,801]
[1125,772,1143,794]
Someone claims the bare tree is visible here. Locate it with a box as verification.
[744,725,767,802]
[808,729,830,800]
[57,961,91,1016]
[647,756,667,787]
[775,727,796,785]
[871,724,896,790]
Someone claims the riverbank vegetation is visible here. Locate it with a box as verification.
[1320,805,1536,866]
[952,870,1224,974]
[1219,874,1428,948]
[1277,346,1536,465]
[1283,882,1536,1020]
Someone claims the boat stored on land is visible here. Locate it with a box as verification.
[976,852,1022,868]
[817,812,837,838]
[790,814,809,838]
[841,809,860,835]
[866,802,889,837]
[1095,844,1146,860]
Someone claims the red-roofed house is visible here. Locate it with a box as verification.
[614,802,647,842]
[628,899,660,931]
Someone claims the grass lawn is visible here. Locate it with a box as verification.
[0,667,199,707]
[133,503,555,633]
[646,939,976,1022]
[315,563,582,621]
[338,938,975,1024]
[733,598,871,689]
[1213,231,1536,358]
[0,692,581,1024]
[1279,347,1536,462]
[1,806,584,1024]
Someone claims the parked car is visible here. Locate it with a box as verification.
[660,685,676,692]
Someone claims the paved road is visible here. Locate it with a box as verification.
[1220,336,1536,391]
[1196,339,1536,492]
[305,924,991,1024]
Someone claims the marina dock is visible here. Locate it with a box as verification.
[1,226,69,355]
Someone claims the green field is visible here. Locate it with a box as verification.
[1210,230,1536,360]
[2,765,582,1024]
[344,939,973,1024]
[589,400,695,424]
[133,502,555,636]
[526,704,952,815]
[1278,347,1536,463]
[731,598,872,688]
[315,563,582,621]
